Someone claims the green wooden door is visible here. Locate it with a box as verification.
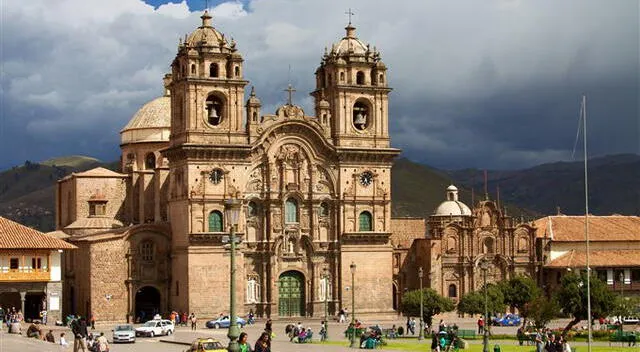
[278,271,304,316]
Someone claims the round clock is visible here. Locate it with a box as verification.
[209,169,223,184]
[359,171,373,187]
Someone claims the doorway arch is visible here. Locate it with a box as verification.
[135,286,160,322]
[278,271,305,317]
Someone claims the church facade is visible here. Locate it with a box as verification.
[56,12,404,322]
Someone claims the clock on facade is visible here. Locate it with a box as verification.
[359,171,373,187]
[209,169,224,184]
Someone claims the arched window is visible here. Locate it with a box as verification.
[247,201,258,217]
[208,210,223,232]
[353,101,369,131]
[191,64,196,75]
[285,198,298,223]
[234,66,240,77]
[340,72,345,81]
[379,74,384,84]
[319,202,329,217]
[140,241,154,262]
[356,71,365,85]
[252,112,257,122]
[322,113,327,124]
[209,63,219,77]
[358,211,372,232]
[517,237,528,253]
[446,237,457,253]
[370,70,376,85]
[206,94,224,126]
[483,237,494,254]
[145,153,156,170]
[448,284,457,298]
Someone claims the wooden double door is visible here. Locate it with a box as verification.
[278,271,305,317]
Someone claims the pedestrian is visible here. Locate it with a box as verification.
[40,309,48,325]
[438,319,445,332]
[517,326,525,346]
[248,309,254,325]
[410,317,416,335]
[406,316,411,335]
[534,329,544,352]
[239,332,252,352]
[90,314,95,330]
[544,333,557,352]
[339,308,346,323]
[60,333,69,347]
[72,316,88,352]
[477,316,484,334]
[190,313,197,330]
[96,332,109,352]
[430,332,439,352]
[264,319,272,334]
[46,329,55,343]
[254,331,270,352]
[181,311,188,327]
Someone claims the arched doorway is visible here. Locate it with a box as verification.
[135,286,160,322]
[278,271,305,317]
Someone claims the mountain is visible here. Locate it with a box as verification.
[0,154,636,232]
[446,154,640,216]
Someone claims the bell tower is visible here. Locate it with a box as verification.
[169,10,249,146]
[311,21,391,148]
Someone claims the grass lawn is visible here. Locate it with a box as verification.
[316,340,637,352]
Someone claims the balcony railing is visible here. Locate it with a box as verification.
[0,269,50,282]
[610,282,640,292]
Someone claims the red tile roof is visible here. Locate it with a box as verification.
[0,217,76,249]
[546,249,640,268]
[534,215,640,242]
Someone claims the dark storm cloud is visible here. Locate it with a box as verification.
[1,0,637,170]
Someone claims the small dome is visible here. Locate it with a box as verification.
[332,24,369,57]
[318,99,330,108]
[185,11,228,49]
[120,96,171,144]
[246,86,261,106]
[446,185,458,191]
[434,201,472,217]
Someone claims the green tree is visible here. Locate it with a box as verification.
[527,295,559,329]
[499,275,541,326]
[555,272,617,335]
[611,295,640,319]
[456,284,506,318]
[401,288,455,328]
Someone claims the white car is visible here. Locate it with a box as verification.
[135,319,175,337]
[112,324,136,343]
[622,316,640,324]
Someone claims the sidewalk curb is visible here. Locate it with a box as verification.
[159,339,191,346]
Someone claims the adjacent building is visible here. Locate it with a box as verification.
[0,216,76,323]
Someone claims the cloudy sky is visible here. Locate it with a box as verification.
[0,0,637,170]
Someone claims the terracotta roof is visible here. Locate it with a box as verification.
[73,167,126,178]
[0,217,76,249]
[64,217,124,230]
[546,249,640,268]
[45,230,70,240]
[534,215,640,242]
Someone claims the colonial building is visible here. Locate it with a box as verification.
[57,12,405,322]
[0,216,76,323]
[400,185,540,301]
[536,215,640,296]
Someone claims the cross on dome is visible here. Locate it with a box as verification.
[284,84,296,105]
[345,8,355,25]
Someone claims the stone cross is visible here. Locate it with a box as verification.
[284,84,296,105]
[345,8,355,25]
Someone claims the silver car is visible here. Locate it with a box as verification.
[113,324,136,343]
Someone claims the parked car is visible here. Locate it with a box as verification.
[135,319,175,337]
[622,316,640,324]
[205,316,246,329]
[492,314,521,326]
[112,324,136,343]
[184,338,226,352]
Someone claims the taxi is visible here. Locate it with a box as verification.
[186,338,226,352]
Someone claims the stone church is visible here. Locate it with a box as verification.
[400,185,540,302]
[56,11,407,322]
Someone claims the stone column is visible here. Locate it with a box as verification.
[20,291,26,316]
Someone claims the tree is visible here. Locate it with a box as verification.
[527,295,559,329]
[456,284,506,318]
[500,275,541,326]
[610,295,640,319]
[401,288,455,328]
[555,272,617,335]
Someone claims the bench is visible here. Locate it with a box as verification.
[344,327,366,338]
[457,329,476,339]
[609,331,637,346]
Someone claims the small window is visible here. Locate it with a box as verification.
[234,66,240,77]
[356,71,365,85]
[206,95,224,126]
[252,112,257,122]
[285,198,298,223]
[446,237,457,253]
[379,74,384,84]
[448,284,457,298]
[483,237,494,254]
[140,242,154,262]
[31,258,42,269]
[209,63,219,77]
[9,258,18,270]
[191,64,196,75]
[208,210,223,232]
[340,72,345,81]
[247,201,258,217]
[145,153,156,170]
[358,211,372,232]
[353,101,369,131]
[319,202,329,217]
[322,114,327,124]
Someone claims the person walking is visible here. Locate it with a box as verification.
[71,317,88,352]
[339,308,346,323]
[264,319,272,335]
[534,329,544,352]
[239,332,252,352]
[254,332,270,352]
[89,314,95,330]
[477,316,484,334]
[409,317,416,335]
[190,313,197,330]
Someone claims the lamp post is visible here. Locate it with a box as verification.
[418,266,424,341]
[479,259,490,352]
[323,267,329,342]
[225,199,242,352]
[619,272,624,298]
[349,262,357,348]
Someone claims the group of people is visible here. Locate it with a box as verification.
[530,329,572,352]
[285,321,313,343]
[235,319,273,352]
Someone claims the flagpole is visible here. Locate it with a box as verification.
[582,95,592,352]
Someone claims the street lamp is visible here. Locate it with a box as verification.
[619,272,624,298]
[479,259,490,352]
[418,266,424,341]
[349,262,357,348]
[225,199,242,352]
[323,267,329,342]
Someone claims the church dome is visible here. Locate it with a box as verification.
[331,24,369,56]
[120,95,171,144]
[433,185,472,216]
[184,11,229,50]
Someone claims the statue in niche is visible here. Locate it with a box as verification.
[288,237,295,253]
[480,206,492,227]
